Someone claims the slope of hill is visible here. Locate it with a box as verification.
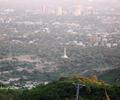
[99,67,120,85]
[0,47,120,86]
[0,76,120,100]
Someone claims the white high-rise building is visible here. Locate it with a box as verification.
[56,6,63,16]
[74,5,82,16]
[62,47,69,59]
[74,0,82,16]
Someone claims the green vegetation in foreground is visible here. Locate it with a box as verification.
[0,76,120,100]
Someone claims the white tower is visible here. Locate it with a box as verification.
[62,47,68,59]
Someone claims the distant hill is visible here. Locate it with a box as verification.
[0,47,120,85]
[98,67,120,85]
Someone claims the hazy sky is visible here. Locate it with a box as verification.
[0,0,71,3]
[0,0,119,9]
[0,0,72,5]
[0,0,75,9]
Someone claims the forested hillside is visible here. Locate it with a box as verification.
[0,76,120,100]
[99,67,120,85]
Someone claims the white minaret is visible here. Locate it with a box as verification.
[62,47,68,59]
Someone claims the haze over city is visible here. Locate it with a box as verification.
[0,0,120,100]
[0,0,119,9]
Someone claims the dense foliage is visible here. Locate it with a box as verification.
[0,76,120,100]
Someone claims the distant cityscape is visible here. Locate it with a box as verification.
[0,4,120,48]
[0,0,120,88]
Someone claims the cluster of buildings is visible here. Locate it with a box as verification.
[0,0,95,16]
[0,79,49,89]
[0,1,120,86]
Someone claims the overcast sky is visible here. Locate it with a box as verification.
[0,0,119,9]
[0,0,74,9]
